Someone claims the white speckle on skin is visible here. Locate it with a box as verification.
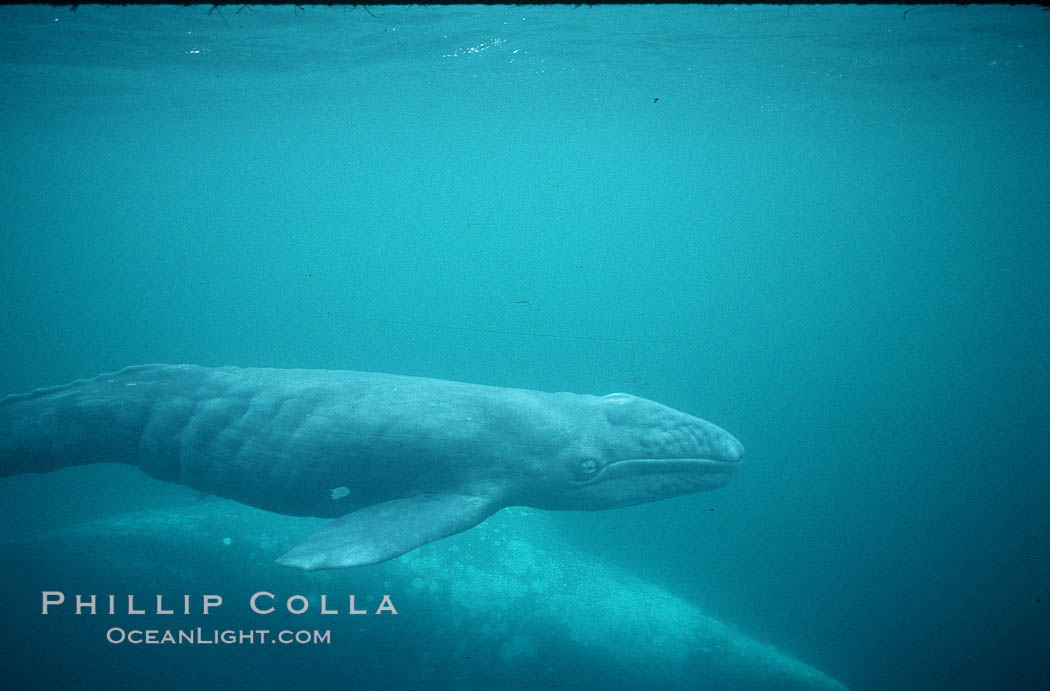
[330,486,350,500]
[222,537,231,546]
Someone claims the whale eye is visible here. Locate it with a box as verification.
[580,459,598,474]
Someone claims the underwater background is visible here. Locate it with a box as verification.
[0,5,1047,690]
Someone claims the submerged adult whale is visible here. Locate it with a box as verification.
[2,499,847,690]
[0,364,744,570]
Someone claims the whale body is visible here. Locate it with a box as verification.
[0,496,846,690]
[0,364,744,570]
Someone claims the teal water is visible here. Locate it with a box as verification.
[1,5,1048,690]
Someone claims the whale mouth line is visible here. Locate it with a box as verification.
[606,456,742,474]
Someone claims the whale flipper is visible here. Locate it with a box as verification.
[277,492,499,570]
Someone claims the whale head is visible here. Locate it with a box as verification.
[525,392,743,511]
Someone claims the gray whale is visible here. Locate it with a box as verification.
[0,495,847,690]
[0,364,744,570]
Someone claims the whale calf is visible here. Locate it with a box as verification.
[0,364,744,570]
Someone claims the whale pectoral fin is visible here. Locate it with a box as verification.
[275,492,499,571]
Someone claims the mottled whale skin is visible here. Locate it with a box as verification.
[3,500,848,690]
[0,364,743,570]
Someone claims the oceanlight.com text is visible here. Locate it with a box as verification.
[105,628,332,645]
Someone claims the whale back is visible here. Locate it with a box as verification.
[0,365,184,477]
